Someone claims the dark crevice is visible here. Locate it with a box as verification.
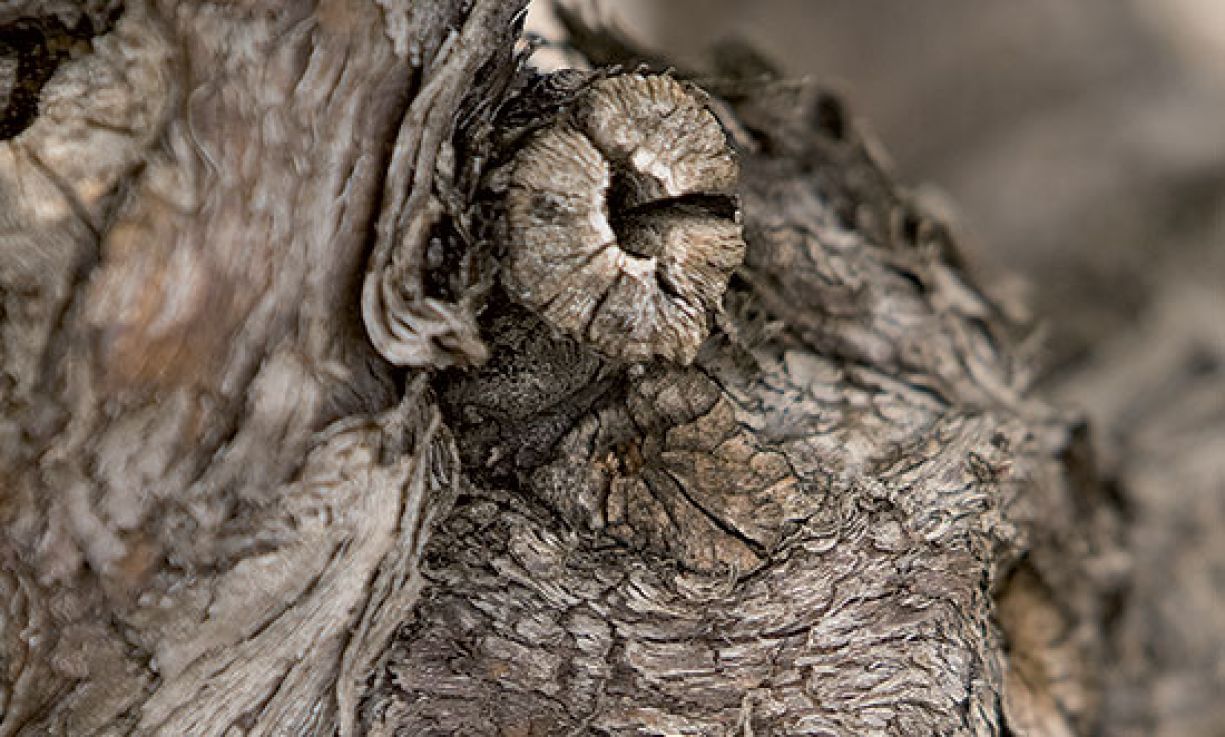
[603,165,639,219]
[886,262,927,295]
[421,224,465,302]
[898,208,924,246]
[661,466,768,560]
[607,186,739,261]
[811,91,847,141]
[618,191,739,223]
[0,7,121,140]
[654,269,681,299]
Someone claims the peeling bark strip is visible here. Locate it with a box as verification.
[0,2,1120,736]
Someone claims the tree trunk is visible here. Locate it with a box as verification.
[0,2,1120,735]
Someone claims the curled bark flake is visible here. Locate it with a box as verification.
[503,73,744,364]
[361,0,525,370]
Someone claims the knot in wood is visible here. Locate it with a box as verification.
[503,73,744,364]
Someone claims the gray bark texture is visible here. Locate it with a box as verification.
[0,2,1124,735]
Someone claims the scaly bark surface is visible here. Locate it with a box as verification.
[0,2,1120,735]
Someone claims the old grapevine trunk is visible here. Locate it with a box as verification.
[0,1,1120,735]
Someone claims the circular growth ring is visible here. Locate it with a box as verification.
[504,73,744,364]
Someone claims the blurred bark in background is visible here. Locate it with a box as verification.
[531,2,1225,735]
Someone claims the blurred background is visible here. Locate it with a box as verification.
[532,3,1225,735]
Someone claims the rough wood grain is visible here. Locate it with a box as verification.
[0,2,1123,735]
[358,21,1121,736]
[1,1,526,733]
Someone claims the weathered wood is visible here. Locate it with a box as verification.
[358,20,1120,736]
[1,1,525,734]
[0,2,1121,735]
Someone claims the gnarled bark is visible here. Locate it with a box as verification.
[1,1,523,733]
[1,2,1120,735]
